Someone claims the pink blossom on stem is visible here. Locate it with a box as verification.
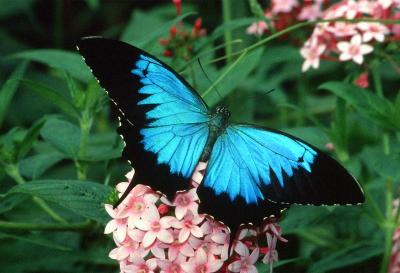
[104,204,128,242]
[181,248,223,273]
[135,206,174,247]
[170,211,204,243]
[357,22,389,42]
[300,43,326,71]
[262,233,279,264]
[228,246,260,273]
[173,188,199,220]
[337,34,373,64]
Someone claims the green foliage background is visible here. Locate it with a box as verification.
[0,0,399,272]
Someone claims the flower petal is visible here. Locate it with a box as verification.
[143,231,157,248]
[179,229,191,243]
[157,229,174,244]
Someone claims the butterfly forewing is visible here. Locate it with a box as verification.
[77,37,210,202]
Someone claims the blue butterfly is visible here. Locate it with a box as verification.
[78,37,364,238]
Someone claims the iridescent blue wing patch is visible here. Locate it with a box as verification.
[77,37,210,204]
[198,124,364,232]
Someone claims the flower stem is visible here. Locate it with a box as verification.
[222,0,233,64]
[76,112,92,180]
[0,220,93,231]
[5,164,67,224]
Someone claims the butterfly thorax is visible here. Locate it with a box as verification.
[200,106,230,162]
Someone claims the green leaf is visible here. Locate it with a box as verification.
[0,61,28,128]
[20,80,80,118]
[19,152,65,179]
[0,194,27,214]
[0,232,72,251]
[309,241,383,273]
[280,205,330,234]
[319,82,394,129]
[248,0,265,19]
[361,145,400,180]
[9,180,112,223]
[203,48,264,106]
[40,118,81,157]
[16,120,45,161]
[13,50,92,82]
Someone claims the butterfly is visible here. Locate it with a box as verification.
[77,37,365,239]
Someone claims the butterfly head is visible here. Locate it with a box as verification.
[216,106,231,118]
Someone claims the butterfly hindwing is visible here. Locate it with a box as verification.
[77,37,210,202]
[198,124,364,229]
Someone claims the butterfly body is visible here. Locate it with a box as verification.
[77,37,364,240]
[200,106,230,162]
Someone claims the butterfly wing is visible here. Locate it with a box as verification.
[198,124,364,232]
[78,37,210,203]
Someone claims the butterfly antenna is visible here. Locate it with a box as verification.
[197,58,222,100]
[264,88,275,95]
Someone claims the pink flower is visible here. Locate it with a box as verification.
[181,248,223,273]
[173,188,199,220]
[170,211,204,243]
[272,0,298,14]
[337,35,373,64]
[357,22,389,42]
[300,43,326,72]
[210,228,230,261]
[165,230,195,261]
[336,0,360,19]
[327,22,358,37]
[298,4,321,21]
[158,254,186,273]
[263,222,288,243]
[121,193,159,229]
[109,238,141,261]
[135,206,174,247]
[124,252,157,273]
[104,204,128,242]
[228,246,260,273]
[246,21,268,36]
[262,233,279,264]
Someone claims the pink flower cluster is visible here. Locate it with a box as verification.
[301,0,400,71]
[104,164,287,273]
[246,1,400,72]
